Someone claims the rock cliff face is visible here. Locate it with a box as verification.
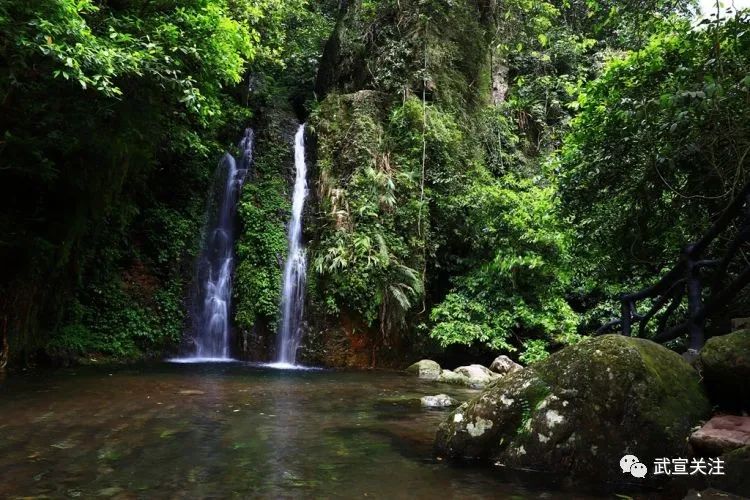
[435,335,711,482]
[300,0,496,367]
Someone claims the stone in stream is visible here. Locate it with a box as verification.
[435,335,711,483]
[489,355,523,375]
[421,394,457,408]
[699,329,750,411]
[690,415,750,456]
[406,359,442,380]
[453,364,500,389]
[438,369,471,386]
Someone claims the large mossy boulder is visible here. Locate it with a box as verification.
[435,335,711,482]
[699,329,750,411]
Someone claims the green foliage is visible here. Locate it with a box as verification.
[306,0,707,362]
[310,93,428,341]
[560,11,750,288]
[430,171,579,353]
[4,0,746,367]
[0,0,304,363]
[519,339,551,364]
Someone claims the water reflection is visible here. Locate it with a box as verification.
[0,364,612,498]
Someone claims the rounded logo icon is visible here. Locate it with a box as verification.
[620,454,639,473]
[630,462,648,478]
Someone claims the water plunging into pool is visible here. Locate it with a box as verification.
[276,124,308,366]
[190,129,253,360]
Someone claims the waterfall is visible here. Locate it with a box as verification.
[191,128,254,360]
[276,124,308,365]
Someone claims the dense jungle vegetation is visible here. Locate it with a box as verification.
[1,0,749,368]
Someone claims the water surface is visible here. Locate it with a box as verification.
[0,363,649,498]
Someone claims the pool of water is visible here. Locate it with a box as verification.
[0,362,661,498]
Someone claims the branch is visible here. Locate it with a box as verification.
[688,178,750,258]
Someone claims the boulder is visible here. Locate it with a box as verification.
[438,369,471,386]
[489,355,523,375]
[691,415,750,456]
[700,330,750,411]
[406,359,442,380]
[453,364,500,388]
[421,394,457,408]
[435,335,711,482]
[710,446,750,497]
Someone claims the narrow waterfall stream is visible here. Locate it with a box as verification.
[190,128,254,360]
[276,124,308,365]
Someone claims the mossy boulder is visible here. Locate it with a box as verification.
[406,359,442,380]
[438,369,471,386]
[453,364,500,388]
[708,446,750,497]
[435,335,711,482]
[699,329,750,411]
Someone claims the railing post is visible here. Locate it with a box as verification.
[621,298,632,337]
[686,258,705,352]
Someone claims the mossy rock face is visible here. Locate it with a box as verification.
[709,446,750,497]
[700,329,750,412]
[435,335,711,483]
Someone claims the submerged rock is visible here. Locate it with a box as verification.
[453,364,499,388]
[700,329,750,411]
[683,488,746,500]
[691,415,750,456]
[406,359,442,380]
[421,394,457,408]
[435,335,711,482]
[489,355,523,375]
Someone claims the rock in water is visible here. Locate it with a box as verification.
[691,415,750,456]
[435,335,711,482]
[489,355,523,375]
[406,359,442,380]
[699,329,750,411]
[453,364,499,388]
[438,369,471,386]
[421,394,457,408]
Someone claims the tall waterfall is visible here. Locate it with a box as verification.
[192,128,254,359]
[276,124,308,364]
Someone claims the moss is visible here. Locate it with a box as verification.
[234,107,298,360]
[700,330,750,411]
[710,446,750,497]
